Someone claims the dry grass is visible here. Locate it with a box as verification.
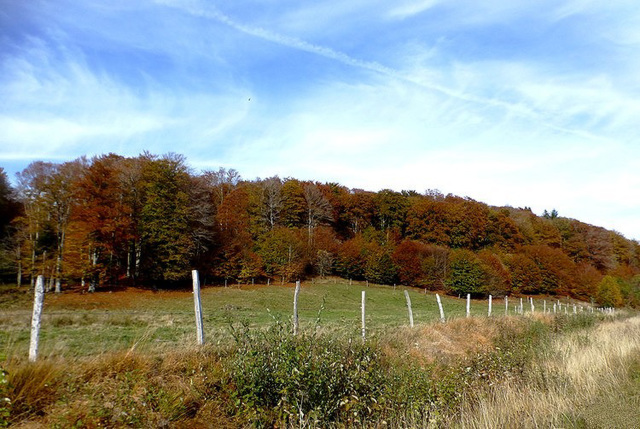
[457,315,640,428]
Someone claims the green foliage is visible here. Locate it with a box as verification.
[446,249,487,296]
[257,227,306,282]
[364,245,397,285]
[228,320,386,426]
[595,275,624,308]
[139,155,194,282]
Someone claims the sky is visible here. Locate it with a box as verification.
[1,0,639,240]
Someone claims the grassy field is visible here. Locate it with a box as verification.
[1,278,567,359]
[3,279,637,428]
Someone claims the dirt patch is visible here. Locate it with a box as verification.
[43,288,191,310]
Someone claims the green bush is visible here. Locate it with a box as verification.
[228,320,386,426]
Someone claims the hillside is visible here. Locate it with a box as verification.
[0,153,638,306]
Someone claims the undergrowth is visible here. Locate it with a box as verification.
[2,312,634,428]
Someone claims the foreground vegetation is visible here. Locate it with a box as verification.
[1,283,639,427]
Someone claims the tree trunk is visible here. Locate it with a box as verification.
[16,243,22,287]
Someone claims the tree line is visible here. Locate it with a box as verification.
[0,152,638,307]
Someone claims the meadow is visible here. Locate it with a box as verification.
[1,280,639,428]
[1,279,518,359]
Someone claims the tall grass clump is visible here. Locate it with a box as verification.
[457,315,640,428]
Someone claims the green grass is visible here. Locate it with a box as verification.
[0,279,581,359]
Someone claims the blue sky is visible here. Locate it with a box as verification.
[1,0,639,240]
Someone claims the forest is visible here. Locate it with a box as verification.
[0,152,638,307]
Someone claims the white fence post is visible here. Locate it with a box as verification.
[466,294,471,318]
[361,290,366,342]
[29,275,45,362]
[520,297,524,315]
[505,296,508,316]
[404,290,414,328]
[488,295,492,317]
[293,280,301,335]
[192,270,205,345]
[530,297,534,313]
[436,294,445,323]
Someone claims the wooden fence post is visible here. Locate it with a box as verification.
[361,290,366,342]
[543,300,546,313]
[436,294,445,323]
[530,297,534,313]
[192,270,205,345]
[29,275,45,362]
[404,290,414,328]
[520,297,524,315]
[488,295,492,317]
[293,280,301,335]
[466,294,471,318]
[505,296,508,316]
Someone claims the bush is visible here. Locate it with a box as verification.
[228,320,386,426]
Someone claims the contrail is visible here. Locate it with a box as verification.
[157,0,609,143]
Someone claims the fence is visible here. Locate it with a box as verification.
[25,272,616,359]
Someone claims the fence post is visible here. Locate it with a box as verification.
[404,290,414,328]
[436,294,445,323]
[293,280,301,335]
[530,297,534,313]
[467,294,471,318]
[192,270,205,345]
[505,296,508,316]
[29,275,45,362]
[520,297,524,315]
[361,290,366,342]
[488,295,492,317]
[543,300,546,313]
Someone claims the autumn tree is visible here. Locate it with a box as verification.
[73,154,132,290]
[15,161,58,287]
[303,183,332,244]
[280,179,306,228]
[405,198,451,246]
[595,275,623,307]
[256,176,283,230]
[335,235,369,280]
[391,240,431,287]
[338,190,375,238]
[212,185,253,283]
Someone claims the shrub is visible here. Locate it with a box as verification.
[228,320,386,426]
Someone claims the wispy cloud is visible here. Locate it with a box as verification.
[2,0,639,238]
[158,0,617,146]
